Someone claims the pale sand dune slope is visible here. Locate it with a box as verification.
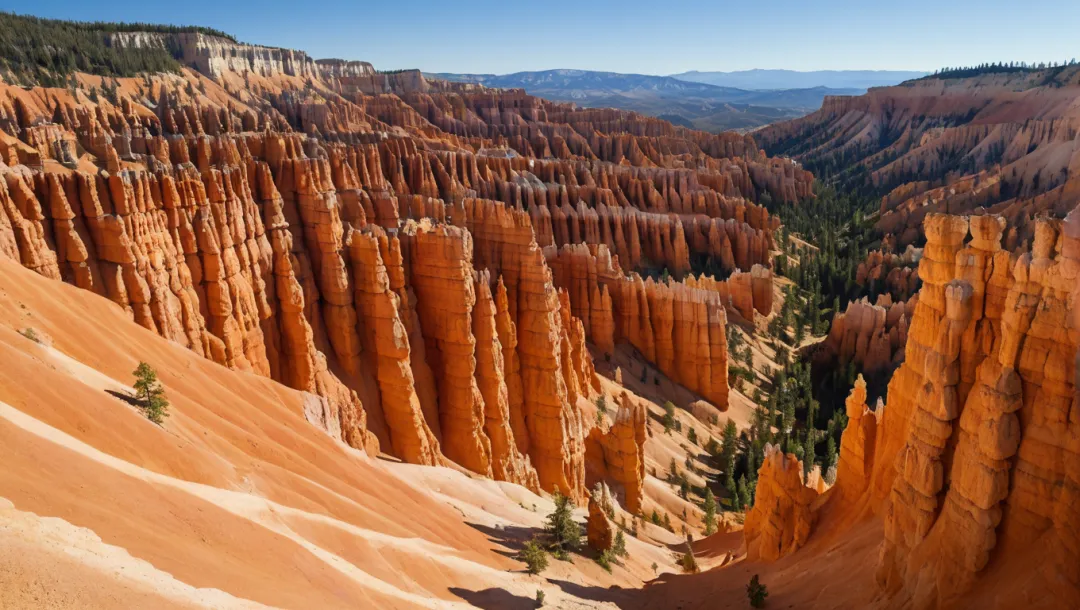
[0,257,631,609]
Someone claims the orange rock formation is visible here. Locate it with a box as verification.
[820,211,1080,608]
[546,243,731,409]
[0,24,808,502]
[815,294,914,380]
[585,392,647,514]
[743,444,819,561]
[587,497,614,552]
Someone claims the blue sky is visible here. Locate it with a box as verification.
[7,1,1080,74]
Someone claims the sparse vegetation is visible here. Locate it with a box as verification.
[679,541,699,573]
[544,493,582,560]
[18,327,41,343]
[535,589,545,607]
[520,537,549,574]
[920,60,1076,81]
[747,574,769,608]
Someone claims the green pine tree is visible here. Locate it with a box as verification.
[132,361,169,425]
[702,488,718,535]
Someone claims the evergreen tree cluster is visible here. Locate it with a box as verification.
[923,59,1077,81]
[768,184,882,315]
[0,12,239,86]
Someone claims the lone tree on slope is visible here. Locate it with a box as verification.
[132,361,170,425]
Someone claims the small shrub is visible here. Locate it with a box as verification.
[594,549,613,572]
[747,574,768,608]
[662,402,676,435]
[679,542,699,573]
[651,562,658,573]
[18,327,41,343]
[536,589,545,607]
[520,538,548,574]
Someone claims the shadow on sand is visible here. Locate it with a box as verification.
[449,587,540,610]
[105,388,142,408]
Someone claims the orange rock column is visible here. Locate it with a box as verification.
[405,222,493,477]
[349,226,442,466]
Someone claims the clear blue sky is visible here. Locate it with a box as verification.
[7,1,1080,74]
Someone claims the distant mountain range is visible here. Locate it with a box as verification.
[669,69,928,91]
[427,69,871,132]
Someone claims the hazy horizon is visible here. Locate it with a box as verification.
[10,1,1080,74]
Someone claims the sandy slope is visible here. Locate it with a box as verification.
[0,257,663,609]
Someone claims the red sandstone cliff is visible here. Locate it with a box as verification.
[546,243,730,409]
[814,294,914,381]
[0,23,816,504]
[758,67,1080,248]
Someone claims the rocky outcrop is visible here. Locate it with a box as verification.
[811,211,1080,608]
[814,295,914,381]
[585,392,647,514]
[348,225,441,465]
[473,271,540,491]
[743,444,819,561]
[456,198,588,503]
[875,214,998,599]
[559,289,600,405]
[855,247,922,301]
[494,277,529,457]
[587,497,614,553]
[832,375,879,504]
[546,243,730,409]
[685,264,774,320]
[111,31,321,79]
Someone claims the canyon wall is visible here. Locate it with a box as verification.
[545,242,730,409]
[758,67,1080,248]
[814,294,914,381]
[0,20,818,499]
